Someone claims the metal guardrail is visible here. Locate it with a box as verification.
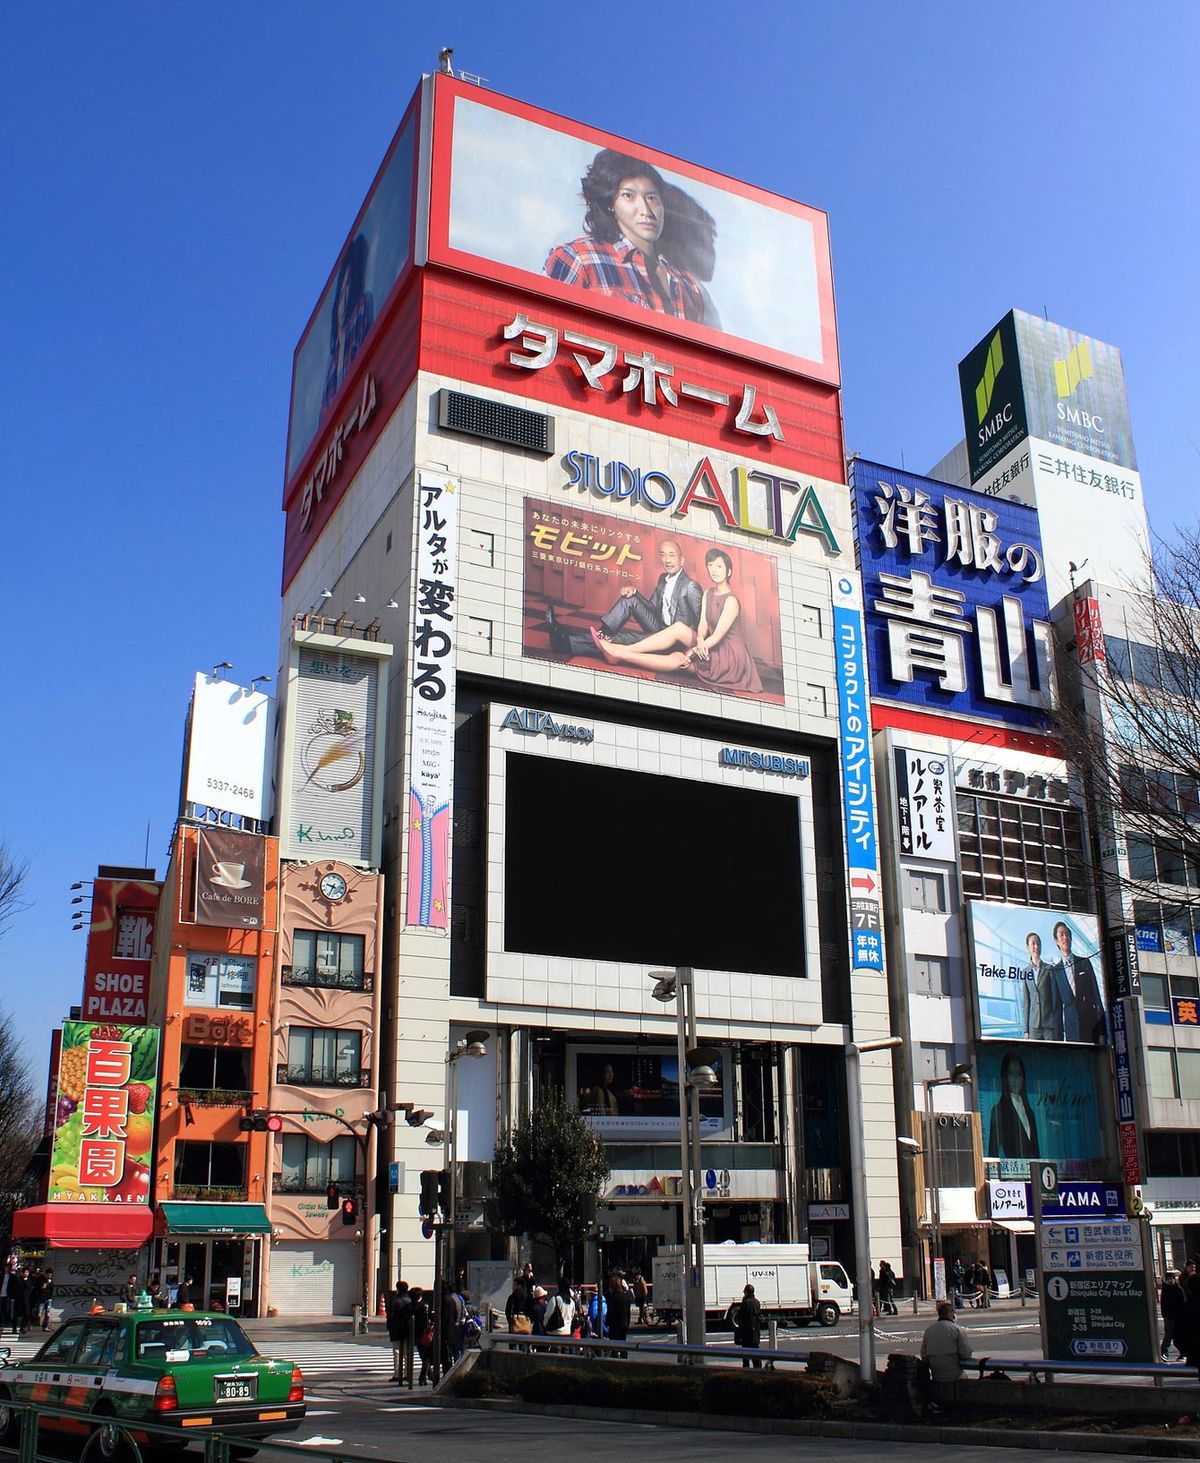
[975,1354,1198,1384]
[0,1395,362,1463]
[483,1330,811,1368]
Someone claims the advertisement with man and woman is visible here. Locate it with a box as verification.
[969,901,1107,1046]
[436,84,837,381]
[522,499,783,705]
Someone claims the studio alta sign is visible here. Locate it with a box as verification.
[563,451,840,554]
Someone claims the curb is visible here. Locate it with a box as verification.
[438,1395,1200,1456]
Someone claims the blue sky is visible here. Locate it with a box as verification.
[2,2,1197,1065]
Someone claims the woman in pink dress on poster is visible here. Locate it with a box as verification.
[590,548,762,694]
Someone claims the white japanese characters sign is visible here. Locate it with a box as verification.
[852,461,1055,732]
[406,471,460,929]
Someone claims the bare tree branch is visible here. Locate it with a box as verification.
[1056,527,1200,922]
[0,842,28,939]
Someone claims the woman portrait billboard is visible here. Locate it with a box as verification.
[434,83,837,383]
[978,1044,1105,1180]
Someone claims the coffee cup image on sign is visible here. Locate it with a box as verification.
[210,862,251,889]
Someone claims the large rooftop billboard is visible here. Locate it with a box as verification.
[283,75,839,499]
[430,79,839,384]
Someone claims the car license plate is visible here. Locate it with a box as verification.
[214,1373,258,1402]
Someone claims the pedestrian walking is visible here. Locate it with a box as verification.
[0,1265,13,1334]
[1162,1271,1185,1361]
[9,1269,30,1336]
[631,1270,649,1325]
[877,1260,898,1316]
[37,1270,54,1329]
[732,1283,763,1367]
[605,1272,631,1358]
[411,1286,434,1385]
[387,1281,413,1383]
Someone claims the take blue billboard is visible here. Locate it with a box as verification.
[850,461,1054,731]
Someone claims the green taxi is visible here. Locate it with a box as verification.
[0,1309,305,1458]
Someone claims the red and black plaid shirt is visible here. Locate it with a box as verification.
[544,236,704,322]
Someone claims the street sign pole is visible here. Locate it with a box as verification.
[1031,1162,1057,1363]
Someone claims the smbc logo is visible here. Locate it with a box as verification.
[974,329,1005,424]
[1054,338,1093,398]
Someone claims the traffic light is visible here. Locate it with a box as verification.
[326,1182,339,1211]
[437,1170,451,1216]
[238,1110,283,1133]
[419,1170,439,1217]
[341,1196,358,1226]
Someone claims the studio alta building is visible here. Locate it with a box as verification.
[270,70,902,1299]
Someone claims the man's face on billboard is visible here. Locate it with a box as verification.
[612,177,664,250]
[1054,924,1073,957]
[659,542,683,575]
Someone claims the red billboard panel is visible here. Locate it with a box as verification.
[428,76,839,386]
[523,498,783,705]
[81,878,161,1026]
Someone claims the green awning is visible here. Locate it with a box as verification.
[159,1202,271,1236]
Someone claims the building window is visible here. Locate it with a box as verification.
[926,1111,976,1189]
[285,930,368,991]
[284,1028,364,1087]
[917,1044,955,1082]
[1134,901,1199,958]
[185,953,256,1010]
[277,1134,358,1193]
[906,870,947,914]
[1128,838,1200,889]
[911,954,952,996]
[956,793,1091,909]
[1147,1131,1200,1177]
[178,1045,252,1097]
[173,1141,247,1192]
[1141,973,1169,1011]
[1147,1048,1178,1100]
[1178,1051,1200,1101]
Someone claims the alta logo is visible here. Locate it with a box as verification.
[974,329,1006,425]
[501,707,593,742]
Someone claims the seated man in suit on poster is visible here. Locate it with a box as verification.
[1049,920,1107,1044]
[542,539,702,660]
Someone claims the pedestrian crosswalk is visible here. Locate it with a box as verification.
[0,1335,47,1363]
[265,1341,396,1377]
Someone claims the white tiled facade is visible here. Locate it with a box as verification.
[278,369,902,1289]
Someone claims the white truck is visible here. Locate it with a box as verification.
[651,1243,853,1327]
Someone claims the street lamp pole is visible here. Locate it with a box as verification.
[651,967,715,1349]
[845,1036,903,1381]
[922,1064,973,1301]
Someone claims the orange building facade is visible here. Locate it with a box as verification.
[147,825,279,1316]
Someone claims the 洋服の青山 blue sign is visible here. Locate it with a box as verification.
[850,461,1054,731]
